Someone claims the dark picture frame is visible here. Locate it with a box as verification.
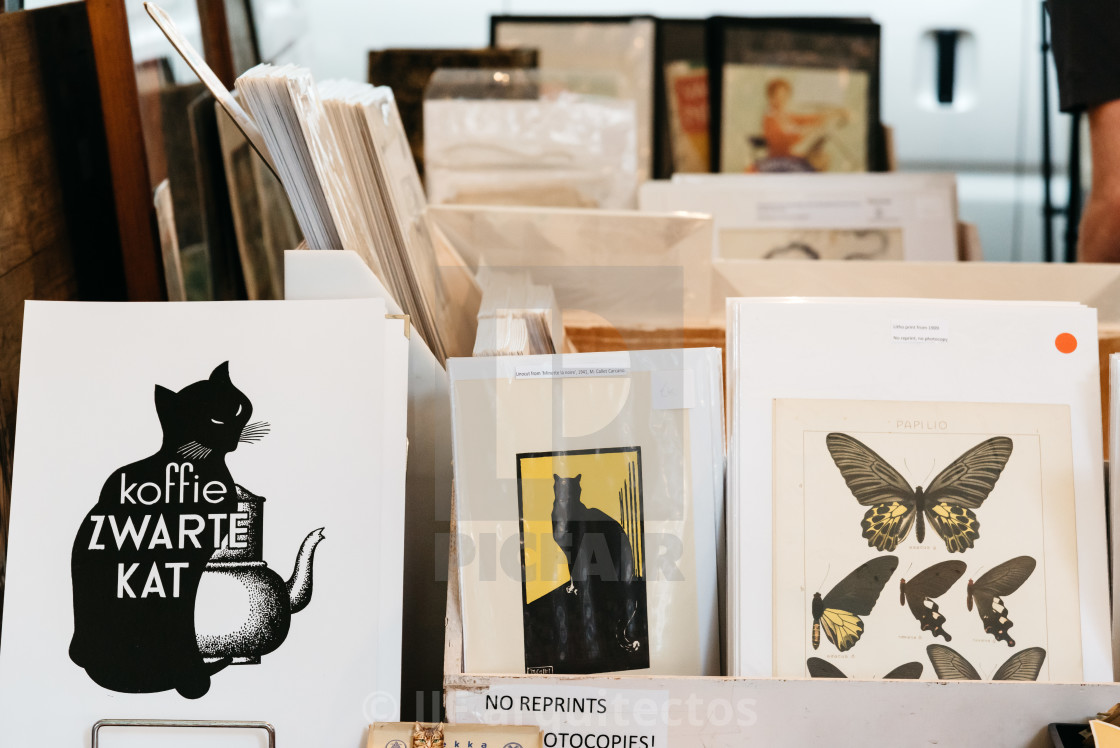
[707,16,883,173]
[654,18,707,178]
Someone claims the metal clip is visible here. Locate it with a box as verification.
[92,718,276,746]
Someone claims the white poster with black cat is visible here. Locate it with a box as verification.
[448,349,722,677]
[0,300,408,746]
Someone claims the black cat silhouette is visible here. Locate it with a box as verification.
[551,474,636,592]
[523,473,648,674]
[69,362,252,698]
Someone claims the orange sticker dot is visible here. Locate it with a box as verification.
[1055,333,1077,354]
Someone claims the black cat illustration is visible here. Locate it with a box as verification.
[551,474,636,600]
[523,472,648,674]
[69,362,253,698]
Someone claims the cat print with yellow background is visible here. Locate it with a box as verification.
[517,447,649,674]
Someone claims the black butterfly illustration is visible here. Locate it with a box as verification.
[899,560,967,641]
[811,556,898,652]
[966,555,1036,646]
[807,657,923,679]
[826,433,1013,553]
[927,643,1046,681]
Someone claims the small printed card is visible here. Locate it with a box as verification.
[367,722,543,748]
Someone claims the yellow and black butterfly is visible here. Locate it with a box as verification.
[927,643,1046,681]
[806,658,923,679]
[966,555,1036,646]
[826,433,1013,553]
[899,560,967,641]
[811,556,898,652]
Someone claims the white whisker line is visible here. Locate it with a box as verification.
[240,420,271,445]
[177,441,212,460]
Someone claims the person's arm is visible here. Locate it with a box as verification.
[789,112,826,128]
[1047,0,1120,261]
[1078,100,1120,262]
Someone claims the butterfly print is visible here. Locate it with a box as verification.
[807,657,923,679]
[811,556,898,652]
[927,643,1045,681]
[826,433,1013,553]
[899,560,967,640]
[966,555,1036,646]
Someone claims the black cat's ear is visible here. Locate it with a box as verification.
[154,385,175,419]
[554,474,560,483]
[210,361,232,384]
[574,474,581,483]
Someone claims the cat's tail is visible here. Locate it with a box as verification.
[68,637,90,668]
[176,658,232,700]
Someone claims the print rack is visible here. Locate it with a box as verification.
[442,533,1120,748]
[91,719,275,746]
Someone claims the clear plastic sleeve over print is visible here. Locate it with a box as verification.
[448,349,723,676]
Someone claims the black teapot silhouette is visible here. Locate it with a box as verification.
[195,485,324,663]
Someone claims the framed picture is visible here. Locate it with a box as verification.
[654,18,707,177]
[707,17,882,173]
[663,61,709,175]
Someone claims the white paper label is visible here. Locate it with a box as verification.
[651,370,696,410]
[756,195,902,225]
[890,320,949,345]
[453,684,669,748]
[515,367,629,379]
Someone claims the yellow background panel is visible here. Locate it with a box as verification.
[519,449,640,605]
